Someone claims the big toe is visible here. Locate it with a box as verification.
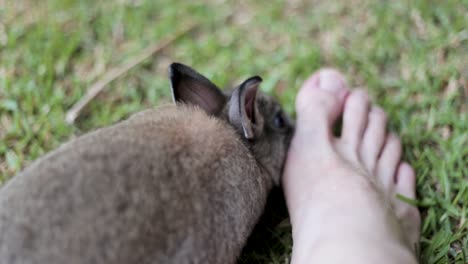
[284,68,349,220]
[294,69,349,145]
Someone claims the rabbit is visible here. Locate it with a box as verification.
[0,63,294,264]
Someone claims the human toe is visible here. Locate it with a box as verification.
[393,162,421,249]
[360,106,388,172]
[377,133,402,192]
[340,89,371,154]
[293,69,349,146]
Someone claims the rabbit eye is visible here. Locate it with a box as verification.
[273,111,286,129]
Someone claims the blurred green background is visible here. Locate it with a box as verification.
[0,0,466,263]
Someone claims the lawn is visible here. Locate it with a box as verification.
[0,0,466,263]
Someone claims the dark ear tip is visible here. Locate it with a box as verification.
[249,76,263,83]
[240,76,263,89]
[168,62,184,78]
[252,75,263,82]
[169,62,184,69]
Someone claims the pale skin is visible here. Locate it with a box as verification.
[282,69,421,263]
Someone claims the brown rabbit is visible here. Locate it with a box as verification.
[0,63,294,264]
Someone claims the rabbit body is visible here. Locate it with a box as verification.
[0,63,293,264]
[0,105,272,264]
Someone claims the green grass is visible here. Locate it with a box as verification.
[1,0,467,263]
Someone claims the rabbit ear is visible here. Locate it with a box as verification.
[169,63,226,115]
[229,76,262,140]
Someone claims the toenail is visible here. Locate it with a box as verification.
[319,69,349,100]
[351,89,369,99]
[309,73,320,88]
[298,73,321,96]
[319,70,344,91]
[388,133,401,145]
[370,107,388,121]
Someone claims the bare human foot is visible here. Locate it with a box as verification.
[283,69,421,263]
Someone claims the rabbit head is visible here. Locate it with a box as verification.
[169,63,294,185]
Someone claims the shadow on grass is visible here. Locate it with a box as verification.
[239,187,292,263]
